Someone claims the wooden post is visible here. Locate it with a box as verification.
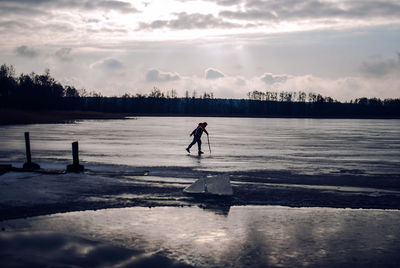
[23,132,40,169]
[24,132,32,164]
[67,141,84,172]
[72,141,79,166]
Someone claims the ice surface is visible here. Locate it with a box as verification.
[184,175,233,196]
[0,117,399,176]
[1,117,400,267]
[183,177,206,193]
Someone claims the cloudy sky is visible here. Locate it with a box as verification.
[1,0,400,100]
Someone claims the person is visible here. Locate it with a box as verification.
[186,122,208,155]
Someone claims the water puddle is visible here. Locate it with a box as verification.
[2,205,400,267]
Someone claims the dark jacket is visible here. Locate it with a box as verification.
[191,123,208,137]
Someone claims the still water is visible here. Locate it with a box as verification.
[3,206,400,267]
[0,117,399,175]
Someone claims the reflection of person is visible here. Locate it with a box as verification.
[186,122,208,155]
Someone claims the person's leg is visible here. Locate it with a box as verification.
[187,136,197,152]
[197,138,202,153]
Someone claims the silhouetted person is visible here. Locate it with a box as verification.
[186,122,208,155]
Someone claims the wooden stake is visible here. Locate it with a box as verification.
[67,141,84,172]
[23,132,40,169]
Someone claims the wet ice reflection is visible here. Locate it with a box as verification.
[3,206,400,267]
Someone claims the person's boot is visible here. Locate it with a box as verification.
[198,151,204,155]
[186,147,190,153]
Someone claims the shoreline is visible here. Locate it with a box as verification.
[0,109,130,125]
[1,109,399,125]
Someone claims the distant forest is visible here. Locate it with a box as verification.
[1,64,399,118]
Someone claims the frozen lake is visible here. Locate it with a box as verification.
[1,117,400,267]
[1,117,399,175]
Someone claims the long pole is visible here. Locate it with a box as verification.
[207,134,212,154]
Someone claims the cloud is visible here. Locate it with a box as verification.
[214,0,242,6]
[359,53,400,78]
[260,73,288,84]
[55,48,73,61]
[256,73,400,101]
[179,71,400,100]
[15,45,38,58]
[0,4,47,18]
[235,77,247,86]
[138,12,243,30]
[81,0,139,13]
[0,21,31,34]
[219,0,400,22]
[205,68,225,79]
[146,69,181,82]
[0,0,139,14]
[90,58,124,70]
[178,0,241,6]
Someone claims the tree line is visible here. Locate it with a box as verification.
[1,64,399,118]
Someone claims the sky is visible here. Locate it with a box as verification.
[1,0,400,100]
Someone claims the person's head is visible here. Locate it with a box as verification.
[203,122,207,127]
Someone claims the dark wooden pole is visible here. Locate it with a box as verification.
[67,141,84,172]
[23,132,40,169]
[72,141,79,166]
[24,132,32,164]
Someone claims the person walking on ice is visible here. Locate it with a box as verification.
[186,122,209,155]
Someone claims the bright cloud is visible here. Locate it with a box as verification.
[260,73,289,85]
[205,68,225,79]
[90,58,124,70]
[146,69,181,82]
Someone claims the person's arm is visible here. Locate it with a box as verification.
[204,129,209,135]
[190,129,195,136]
